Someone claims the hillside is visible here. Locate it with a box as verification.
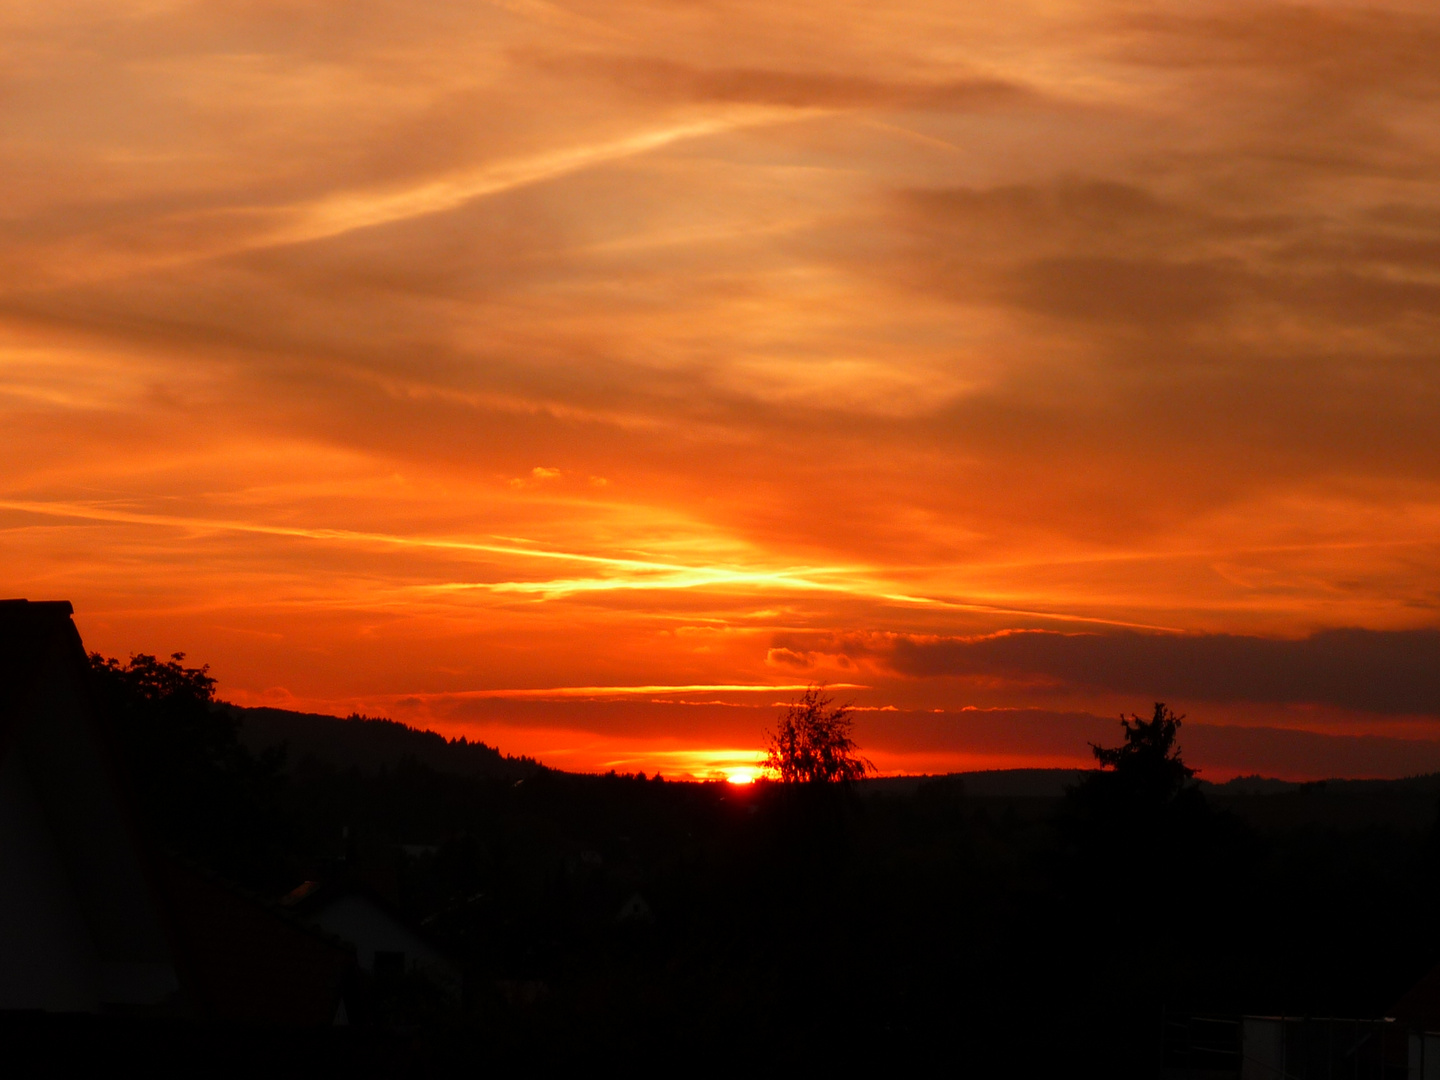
[860,769,1087,798]
[219,703,1440,835]
[219,703,541,782]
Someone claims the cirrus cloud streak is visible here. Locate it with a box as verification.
[2,0,1439,775]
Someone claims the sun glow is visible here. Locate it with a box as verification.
[726,768,758,785]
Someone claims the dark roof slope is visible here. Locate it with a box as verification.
[0,600,80,748]
[161,859,352,1027]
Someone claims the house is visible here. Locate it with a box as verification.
[282,879,462,1008]
[163,859,354,1026]
[0,599,352,1026]
[0,600,182,1014]
[1161,1012,1413,1078]
[615,891,653,924]
[1394,961,1440,1079]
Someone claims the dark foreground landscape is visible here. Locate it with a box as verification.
[6,601,1440,1076]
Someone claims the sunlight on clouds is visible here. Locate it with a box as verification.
[266,110,816,250]
[712,355,979,415]
[382,684,862,700]
[3,0,1439,774]
[0,341,158,411]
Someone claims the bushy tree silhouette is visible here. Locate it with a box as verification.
[89,651,289,886]
[1062,704,1256,971]
[1089,702,1195,803]
[762,686,874,784]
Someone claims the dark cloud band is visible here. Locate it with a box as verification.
[889,628,1440,716]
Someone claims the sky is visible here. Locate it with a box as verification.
[3,0,1439,780]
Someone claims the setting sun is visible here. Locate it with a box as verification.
[3,0,1438,1067]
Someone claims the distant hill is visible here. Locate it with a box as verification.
[1202,775,1298,795]
[219,704,542,782]
[1205,774,1440,797]
[861,768,1440,806]
[1204,772,1440,834]
[861,769,1088,799]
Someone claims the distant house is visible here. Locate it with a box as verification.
[163,860,354,1026]
[615,891,653,924]
[282,879,462,1008]
[0,599,351,1025]
[1162,1012,1415,1078]
[1395,962,1440,1078]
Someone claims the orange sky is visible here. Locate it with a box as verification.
[3,0,1439,779]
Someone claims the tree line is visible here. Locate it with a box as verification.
[86,651,1440,1072]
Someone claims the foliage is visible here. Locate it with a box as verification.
[1089,702,1196,803]
[1066,702,1203,837]
[1061,702,1257,989]
[762,686,874,784]
[89,651,289,886]
[70,649,1440,1065]
[90,649,217,705]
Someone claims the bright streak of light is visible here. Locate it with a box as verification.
[0,497,852,579]
[374,683,867,700]
[272,111,809,247]
[0,498,1182,630]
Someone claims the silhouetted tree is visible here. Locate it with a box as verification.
[1061,704,1257,987]
[762,686,874,784]
[89,651,289,886]
[1055,705,1222,1060]
[1089,702,1195,804]
[1064,702,1204,850]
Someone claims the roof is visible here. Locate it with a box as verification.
[280,877,457,966]
[0,600,81,753]
[1394,963,1440,1031]
[161,859,352,1027]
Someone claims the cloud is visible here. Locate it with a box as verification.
[765,645,854,670]
[765,647,812,669]
[527,52,1035,111]
[897,176,1440,342]
[1120,5,1440,99]
[1007,255,1243,329]
[886,628,1440,716]
[3,0,1440,778]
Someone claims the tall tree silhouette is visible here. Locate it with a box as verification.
[1062,703,1252,930]
[1089,702,1195,804]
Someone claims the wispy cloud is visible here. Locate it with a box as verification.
[3,0,1438,775]
[0,498,1189,628]
[388,682,865,700]
[261,109,810,249]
